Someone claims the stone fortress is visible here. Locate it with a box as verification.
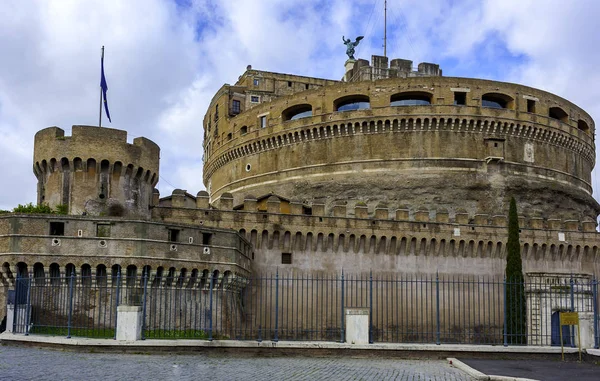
[1,54,599,344]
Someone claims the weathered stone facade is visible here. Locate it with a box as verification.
[203,60,597,221]
[1,56,599,342]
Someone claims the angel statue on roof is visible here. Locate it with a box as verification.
[342,35,364,60]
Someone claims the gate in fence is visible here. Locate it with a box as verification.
[6,272,600,348]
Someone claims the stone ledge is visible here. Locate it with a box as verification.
[0,332,583,354]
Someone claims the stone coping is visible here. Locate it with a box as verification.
[0,332,586,354]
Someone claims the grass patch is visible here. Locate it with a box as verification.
[144,329,209,339]
[30,326,115,338]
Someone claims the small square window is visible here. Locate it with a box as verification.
[260,115,267,128]
[96,224,111,238]
[454,92,466,106]
[251,96,260,103]
[253,78,259,86]
[202,233,212,245]
[527,99,536,113]
[168,229,180,242]
[49,222,65,236]
[281,252,292,264]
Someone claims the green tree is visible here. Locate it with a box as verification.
[9,203,67,215]
[505,197,526,344]
[12,203,54,214]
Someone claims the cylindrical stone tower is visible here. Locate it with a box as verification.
[33,125,160,219]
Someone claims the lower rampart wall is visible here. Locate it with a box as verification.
[153,204,600,278]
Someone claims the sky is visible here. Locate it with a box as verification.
[1,0,600,210]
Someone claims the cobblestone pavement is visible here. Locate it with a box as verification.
[0,345,475,380]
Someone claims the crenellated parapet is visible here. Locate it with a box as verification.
[151,190,600,277]
[33,126,160,219]
[157,190,599,232]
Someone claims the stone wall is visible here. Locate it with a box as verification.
[152,191,600,278]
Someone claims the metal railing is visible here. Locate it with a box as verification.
[8,272,599,347]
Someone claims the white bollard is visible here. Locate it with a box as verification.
[116,306,143,341]
[345,307,370,344]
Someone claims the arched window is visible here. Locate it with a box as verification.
[282,104,313,121]
[578,119,590,133]
[390,92,432,106]
[482,93,513,109]
[549,107,568,122]
[334,95,370,112]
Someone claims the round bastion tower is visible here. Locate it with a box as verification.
[203,67,599,220]
[33,126,160,219]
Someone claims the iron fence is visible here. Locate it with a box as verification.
[8,272,600,348]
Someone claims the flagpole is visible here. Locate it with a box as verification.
[99,46,104,128]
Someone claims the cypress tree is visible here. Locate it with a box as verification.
[505,197,526,344]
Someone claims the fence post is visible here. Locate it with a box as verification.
[25,274,32,336]
[570,275,575,348]
[12,273,19,334]
[113,270,121,340]
[593,278,598,349]
[141,271,148,340]
[369,271,373,344]
[209,272,213,341]
[67,271,75,339]
[503,276,508,347]
[340,271,345,343]
[274,271,279,343]
[436,272,440,345]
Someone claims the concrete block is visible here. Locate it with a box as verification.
[345,308,369,345]
[116,305,143,341]
[576,312,595,349]
[6,304,30,334]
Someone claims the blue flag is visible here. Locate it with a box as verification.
[101,54,112,123]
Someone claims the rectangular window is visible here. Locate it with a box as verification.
[527,99,536,113]
[305,84,309,90]
[49,222,65,236]
[96,224,111,238]
[251,96,260,103]
[253,78,259,86]
[281,252,292,264]
[215,104,219,121]
[259,115,267,128]
[168,229,180,242]
[288,81,292,87]
[454,92,466,106]
[202,233,212,245]
[232,100,241,115]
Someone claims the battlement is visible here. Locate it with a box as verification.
[157,190,599,233]
[345,56,442,82]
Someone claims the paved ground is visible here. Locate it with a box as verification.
[0,345,474,381]
[460,358,600,381]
